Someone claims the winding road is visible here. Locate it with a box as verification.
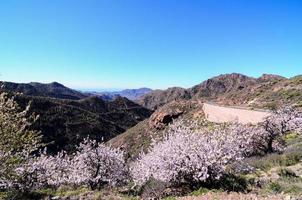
[203,103,271,124]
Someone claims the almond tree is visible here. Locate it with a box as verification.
[262,106,302,153]
[21,149,72,189]
[26,138,128,190]
[70,138,128,189]
[130,120,256,186]
[0,93,42,190]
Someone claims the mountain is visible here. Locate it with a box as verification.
[137,87,190,110]
[0,81,87,100]
[138,73,301,110]
[189,73,258,99]
[91,87,152,100]
[4,93,152,153]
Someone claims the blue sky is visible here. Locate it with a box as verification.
[0,0,301,90]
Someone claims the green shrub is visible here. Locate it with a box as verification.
[200,174,249,192]
[265,102,278,110]
[248,135,302,171]
[268,182,282,193]
[190,187,209,196]
[277,168,297,178]
[284,185,302,195]
[2,189,44,200]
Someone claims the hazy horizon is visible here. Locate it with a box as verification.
[1,72,300,92]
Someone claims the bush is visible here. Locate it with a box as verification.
[278,168,297,178]
[268,182,282,193]
[190,187,210,196]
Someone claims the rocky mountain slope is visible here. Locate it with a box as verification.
[137,87,191,110]
[2,92,152,153]
[138,73,301,110]
[0,81,87,100]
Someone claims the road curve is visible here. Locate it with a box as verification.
[203,103,271,124]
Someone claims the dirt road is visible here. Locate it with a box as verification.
[203,103,271,124]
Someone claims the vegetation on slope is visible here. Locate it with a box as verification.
[0,92,152,153]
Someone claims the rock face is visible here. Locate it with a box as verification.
[138,73,301,110]
[149,100,198,129]
[258,74,286,82]
[0,81,87,100]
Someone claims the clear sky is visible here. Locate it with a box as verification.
[0,0,301,90]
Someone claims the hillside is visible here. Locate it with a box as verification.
[109,100,205,159]
[137,87,191,109]
[4,93,152,153]
[0,81,87,100]
[138,73,301,110]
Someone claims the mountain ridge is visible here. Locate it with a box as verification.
[138,73,300,110]
[0,81,87,100]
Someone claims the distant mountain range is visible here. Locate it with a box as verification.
[0,81,87,100]
[0,81,153,101]
[88,87,152,100]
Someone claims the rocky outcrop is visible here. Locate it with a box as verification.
[258,74,286,82]
[149,101,186,129]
